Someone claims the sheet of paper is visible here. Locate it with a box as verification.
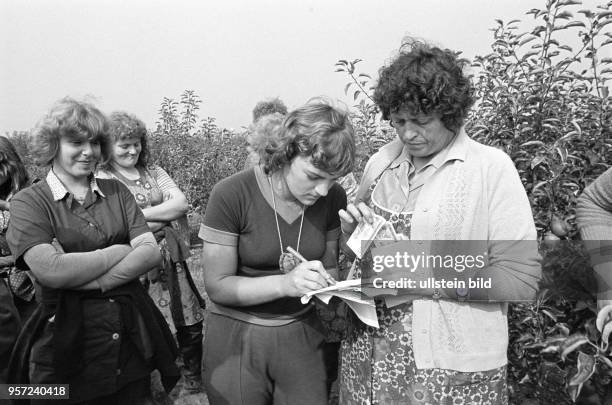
[346,214,386,258]
[301,279,362,302]
[301,278,379,328]
[343,299,379,328]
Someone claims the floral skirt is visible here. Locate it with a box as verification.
[148,239,205,334]
[339,301,508,405]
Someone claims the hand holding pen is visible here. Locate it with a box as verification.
[286,246,337,285]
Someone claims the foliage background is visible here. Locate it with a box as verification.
[4,0,612,403]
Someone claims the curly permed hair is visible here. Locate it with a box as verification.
[101,111,150,169]
[252,97,288,123]
[31,97,110,167]
[373,38,475,132]
[246,112,286,166]
[262,97,355,177]
[0,136,29,199]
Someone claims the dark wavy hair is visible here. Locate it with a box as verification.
[252,97,288,123]
[0,136,29,199]
[262,97,355,177]
[101,111,149,169]
[31,97,110,167]
[373,38,475,132]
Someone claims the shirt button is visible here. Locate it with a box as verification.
[421,329,428,334]
[112,333,120,340]
[116,369,122,375]
[88,223,95,227]
[422,208,428,212]
[109,298,115,303]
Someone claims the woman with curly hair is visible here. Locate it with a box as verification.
[96,111,206,395]
[200,97,355,404]
[338,39,541,404]
[6,97,179,403]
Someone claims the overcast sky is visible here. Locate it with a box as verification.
[0,0,605,134]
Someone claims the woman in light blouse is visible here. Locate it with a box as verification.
[338,39,541,404]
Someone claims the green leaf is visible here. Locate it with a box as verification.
[568,352,596,386]
[542,308,558,321]
[526,8,541,16]
[568,383,583,402]
[358,73,371,79]
[560,334,590,360]
[564,20,587,29]
[353,90,361,101]
[541,345,561,354]
[558,131,579,142]
[523,50,541,59]
[531,156,547,169]
[572,119,582,134]
[521,140,546,147]
[556,147,568,163]
[601,322,612,351]
[344,82,352,95]
[556,10,574,19]
[519,36,537,46]
[599,355,612,369]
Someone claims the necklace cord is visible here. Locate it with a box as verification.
[268,175,305,255]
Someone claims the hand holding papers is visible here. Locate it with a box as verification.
[346,213,398,258]
[301,279,379,328]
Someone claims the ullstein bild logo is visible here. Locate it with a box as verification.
[359,239,542,302]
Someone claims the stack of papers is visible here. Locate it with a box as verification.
[301,279,379,328]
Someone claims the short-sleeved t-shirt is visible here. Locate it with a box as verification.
[8,173,149,268]
[200,167,346,319]
[6,171,152,401]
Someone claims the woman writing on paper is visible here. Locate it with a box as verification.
[338,38,541,404]
[200,97,355,404]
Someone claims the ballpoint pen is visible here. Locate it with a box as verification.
[286,246,336,285]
